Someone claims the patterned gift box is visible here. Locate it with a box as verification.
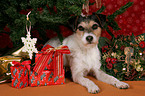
[35,52,54,71]
[10,60,31,89]
[29,70,65,87]
[29,44,70,86]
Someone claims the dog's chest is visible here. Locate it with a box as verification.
[62,34,101,70]
[80,47,101,69]
[68,45,101,71]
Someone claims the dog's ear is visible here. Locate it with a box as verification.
[68,16,84,32]
[97,14,106,28]
[68,16,79,32]
[91,13,106,28]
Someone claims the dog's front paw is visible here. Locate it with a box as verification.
[87,84,100,94]
[114,81,129,89]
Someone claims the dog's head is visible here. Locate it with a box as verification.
[69,14,106,46]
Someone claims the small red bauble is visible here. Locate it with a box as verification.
[111,58,117,64]
[102,45,108,53]
[139,41,145,48]
[106,57,112,63]
[107,63,113,69]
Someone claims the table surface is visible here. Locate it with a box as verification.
[0,76,145,96]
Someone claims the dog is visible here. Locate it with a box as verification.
[44,13,129,94]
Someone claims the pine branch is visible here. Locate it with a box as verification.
[107,2,133,20]
[107,20,121,31]
[0,0,86,47]
[105,2,133,38]
[96,5,106,14]
[104,23,114,38]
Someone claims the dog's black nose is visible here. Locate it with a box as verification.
[86,36,93,43]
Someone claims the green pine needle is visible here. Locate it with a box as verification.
[105,2,133,38]
[107,2,133,19]
[96,5,106,14]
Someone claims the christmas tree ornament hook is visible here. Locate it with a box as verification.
[26,11,31,36]
[26,11,31,21]
[21,10,38,59]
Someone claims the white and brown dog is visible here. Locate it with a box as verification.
[45,14,129,94]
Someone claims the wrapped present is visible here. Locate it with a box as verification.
[29,44,70,86]
[33,44,70,76]
[10,60,31,89]
[0,56,22,75]
[0,56,22,84]
[35,52,53,71]
[29,70,65,87]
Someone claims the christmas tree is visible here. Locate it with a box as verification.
[0,0,86,48]
[0,0,133,54]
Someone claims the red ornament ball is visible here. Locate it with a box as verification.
[107,63,113,69]
[139,41,145,48]
[102,45,108,53]
[106,57,112,63]
[111,58,117,64]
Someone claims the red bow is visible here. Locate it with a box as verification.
[33,44,70,76]
[41,45,70,54]
[12,60,31,70]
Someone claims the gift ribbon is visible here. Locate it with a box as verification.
[33,44,70,76]
[12,60,31,70]
[47,45,70,76]
[33,50,53,76]
[42,45,70,54]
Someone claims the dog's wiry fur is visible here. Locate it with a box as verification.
[45,14,129,94]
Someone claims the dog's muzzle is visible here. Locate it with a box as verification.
[82,33,97,45]
[86,36,93,43]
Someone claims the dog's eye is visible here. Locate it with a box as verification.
[92,24,98,30]
[78,26,84,31]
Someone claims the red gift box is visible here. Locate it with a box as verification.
[29,44,70,86]
[10,60,31,89]
[35,51,54,71]
[33,44,70,76]
[29,70,65,87]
